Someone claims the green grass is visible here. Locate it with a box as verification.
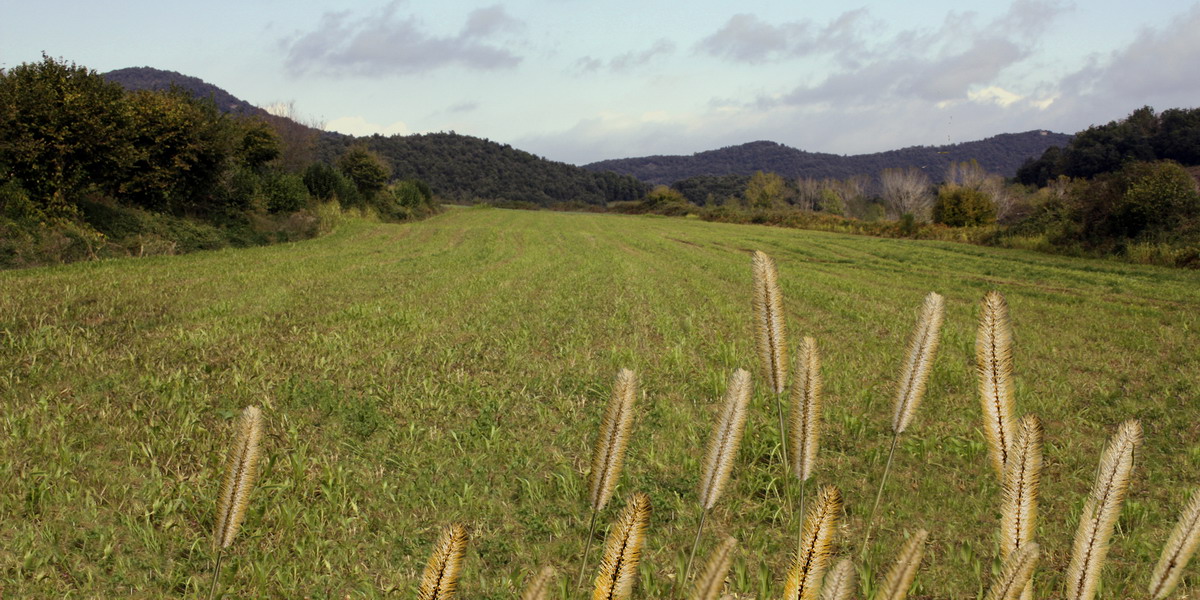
[2,206,1198,598]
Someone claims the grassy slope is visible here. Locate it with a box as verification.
[1,207,1198,598]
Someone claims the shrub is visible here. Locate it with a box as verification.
[1112,160,1200,238]
[260,171,310,214]
[933,185,997,226]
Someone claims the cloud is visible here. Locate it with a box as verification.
[283,2,524,76]
[575,39,676,73]
[756,1,1068,108]
[324,116,411,137]
[448,101,479,113]
[696,10,875,64]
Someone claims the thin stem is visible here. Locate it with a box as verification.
[208,550,225,600]
[774,390,792,508]
[861,434,899,561]
[575,510,600,591]
[795,479,808,563]
[679,508,709,598]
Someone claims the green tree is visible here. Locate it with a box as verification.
[0,55,129,215]
[1112,160,1200,238]
[337,146,390,200]
[933,185,996,226]
[119,89,236,212]
[238,120,282,170]
[744,171,786,208]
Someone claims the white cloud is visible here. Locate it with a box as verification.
[282,3,524,77]
[968,86,1024,107]
[324,116,411,137]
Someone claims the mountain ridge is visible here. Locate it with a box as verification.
[583,132,1073,185]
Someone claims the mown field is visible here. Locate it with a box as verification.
[2,206,1199,599]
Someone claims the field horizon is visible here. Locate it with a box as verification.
[2,207,1198,598]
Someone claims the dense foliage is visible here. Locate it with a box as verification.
[1017,107,1200,185]
[318,132,648,207]
[585,132,1072,186]
[0,56,437,268]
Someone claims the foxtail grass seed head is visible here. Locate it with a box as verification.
[752,250,787,395]
[1065,420,1142,600]
[791,336,822,483]
[876,529,929,600]
[819,558,855,600]
[521,565,557,600]
[1000,415,1042,560]
[418,524,469,600]
[213,405,263,551]
[588,368,638,512]
[1149,487,1200,600]
[891,292,944,435]
[593,492,651,600]
[785,485,843,600]
[977,290,1015,481]
[690,536,738,600]
[699,369,753,510]
[985,542,1040,600]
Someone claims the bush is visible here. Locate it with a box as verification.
[303,163,361,207]
[1112,160,1200,238]
[261,171,310,214]
[933,185,997,226]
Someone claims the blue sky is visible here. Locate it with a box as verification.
[3,1,1199,165]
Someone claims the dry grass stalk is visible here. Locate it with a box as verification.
[819,558,855,600]
[875,529,928,600]
[977,291,1015,481]
[1149,487,1200,599]
[752,250,792,497]
[791,336,822,485]
[699,369,753,511]
[578,369,638,589]
[418,523,469,600]
[690,536,738,600]
[593,492,651,600]
[984,543,1040,600]
[588,368,638,513]
[1000,415,1042,559]
[1065,420,1142,600]
[214,405,264,551]
[863,293,942,559]
[209,405,264,600]
[892,292,944,436]
[521,566,557,600]
[683,369,753,592]
[1000,414,1042,600]
[784,486,842,600]
[751,250,787,396]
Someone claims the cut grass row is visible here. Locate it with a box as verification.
[1,206,1198,598]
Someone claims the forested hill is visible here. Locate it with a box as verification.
[103,66,647,206]
[584,131,1073,185]
[104,67,269,117]
[318,133,648,206]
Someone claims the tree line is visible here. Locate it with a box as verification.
[0,56,436,267]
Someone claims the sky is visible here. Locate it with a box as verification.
[3,0,1199,165]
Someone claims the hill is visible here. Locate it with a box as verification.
[104,67,269,117]
[3,208,1198,597]
[584,131,1073,185]
[317,132,647,206]
[104,66,647,206]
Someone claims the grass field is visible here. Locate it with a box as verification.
[2,206,1199,599]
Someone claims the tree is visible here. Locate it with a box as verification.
[933,185,996,226]
[337,146,390,200]
[880,167,933,221]
[120,89,236,212]
[0,55,129,215]
[239,120,281,170]
[744,171,787,208]
[1112,160,1200,238]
